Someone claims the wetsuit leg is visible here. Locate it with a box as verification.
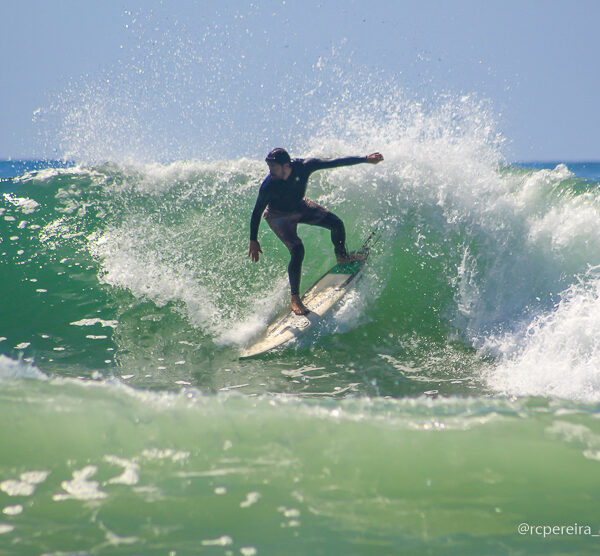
[264,210,304,295]
[298,199,348,257]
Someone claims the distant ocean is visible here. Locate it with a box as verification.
[2,143,600,553]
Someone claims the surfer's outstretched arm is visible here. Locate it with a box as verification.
[303,152,383,174]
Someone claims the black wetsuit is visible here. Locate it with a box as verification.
[250,156,368,295]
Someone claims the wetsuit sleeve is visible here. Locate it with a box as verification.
[302,156,368,175]
[249,178,270,241]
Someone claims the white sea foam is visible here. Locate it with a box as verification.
[214,281,288,347]
[105,158,263,195]
[89,226,222,331]
[70,318,119,328]
[2,193,40,214]
[484,271,600,401]
[2,505,23,516]
[0,471,50,497]
[12,165,97,184]
[0,524,14,535]
[103,455,140,486]
[0,355,47,381]
[53,465,108,502]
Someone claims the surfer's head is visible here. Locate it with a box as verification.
[265,147,292,180]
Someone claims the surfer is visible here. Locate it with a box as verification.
[248,148,384,315]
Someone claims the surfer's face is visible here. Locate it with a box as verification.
[267,162,289,180]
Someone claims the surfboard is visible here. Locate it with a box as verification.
[240,230,377,358]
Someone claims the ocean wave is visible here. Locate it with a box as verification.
[3,92,600,401]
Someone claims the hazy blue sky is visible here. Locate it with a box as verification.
[2,0,599,161]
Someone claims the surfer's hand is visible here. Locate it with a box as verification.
[366,152,384,164]
[248,240,262,262]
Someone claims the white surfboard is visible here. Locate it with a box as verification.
[240,231,376,358]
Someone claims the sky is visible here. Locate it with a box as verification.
[1,0,599,161]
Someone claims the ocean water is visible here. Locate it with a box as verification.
[3,118,600,553]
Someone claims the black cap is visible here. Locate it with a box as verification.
[265,147,291,165]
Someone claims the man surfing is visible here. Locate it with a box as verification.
[248,148,384,315]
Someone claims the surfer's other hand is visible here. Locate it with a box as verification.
[366,152,384,164]
[248,240,262,262]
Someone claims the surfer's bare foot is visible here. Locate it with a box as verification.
[336,252,367,264]
[290,295,309,315]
